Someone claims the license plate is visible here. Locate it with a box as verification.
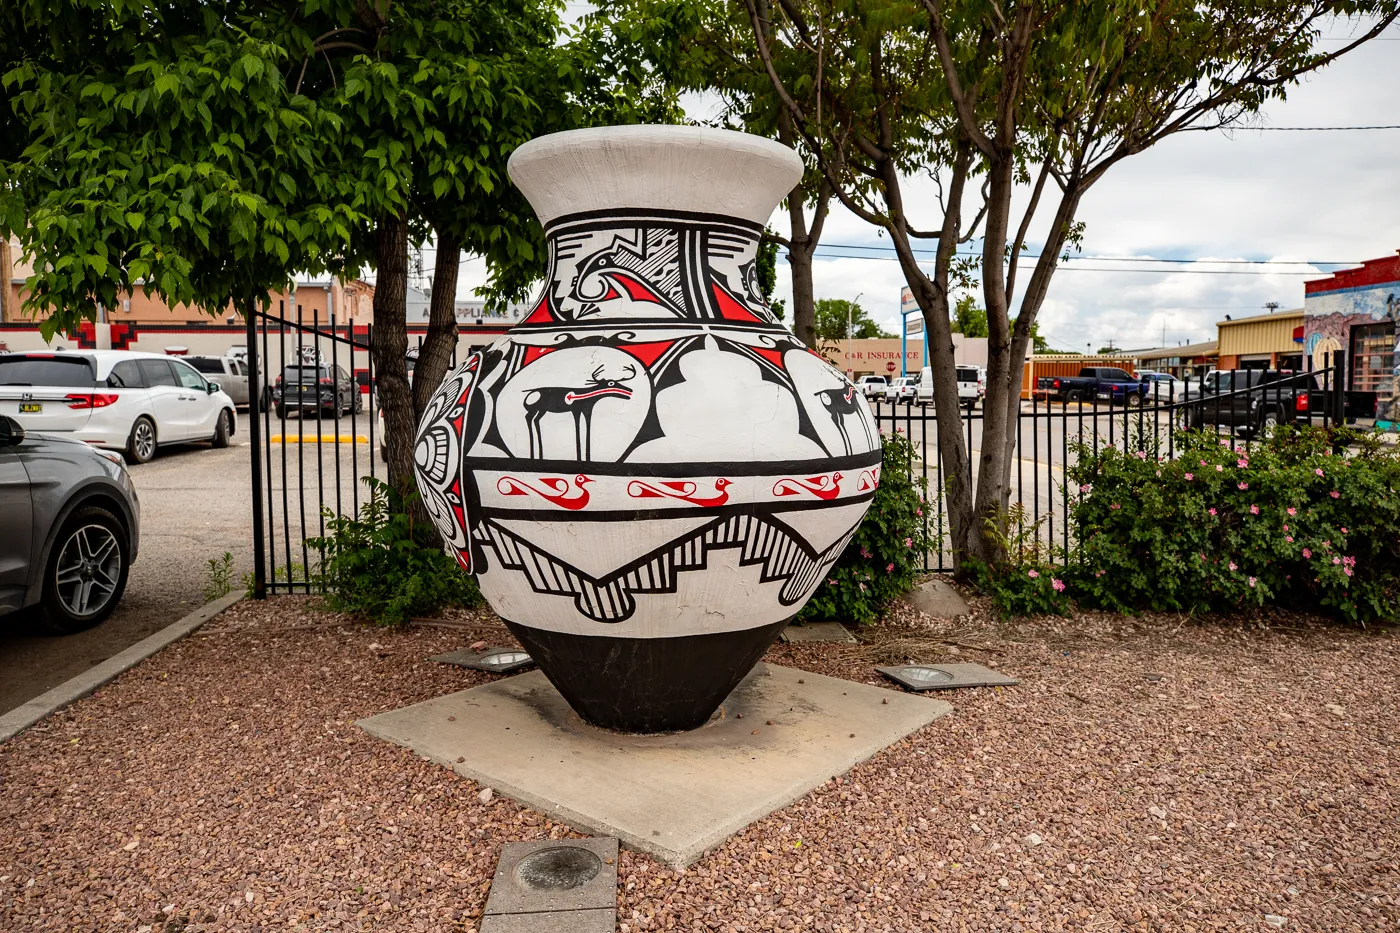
[1096,392,1110,400]
[18,402,41,413]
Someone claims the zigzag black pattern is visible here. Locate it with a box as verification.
[475,511,861,624]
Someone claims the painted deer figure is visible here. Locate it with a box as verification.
[524,364,637,460]
[815,386,872,456]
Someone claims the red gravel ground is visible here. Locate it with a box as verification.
[1,594,1396,932]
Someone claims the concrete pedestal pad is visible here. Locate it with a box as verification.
[357,663,951,868]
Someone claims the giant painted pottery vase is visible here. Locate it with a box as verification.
[414,125,881,732]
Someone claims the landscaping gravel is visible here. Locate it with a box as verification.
[2,593,1397,932]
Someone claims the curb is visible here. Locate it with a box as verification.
[0,590,245,744]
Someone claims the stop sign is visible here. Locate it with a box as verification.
[886,361,897,373]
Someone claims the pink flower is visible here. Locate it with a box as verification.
[1208,508,1217,516]
[1237,459,1248,468]
[1248,577,1257,588]
[895,427,904,433]
[1111,503,1121,510]
[1200,460,1208,466]
[1135,450,1147,459]
[886,562,894,572]
[1332,556,1341,565]
[827,578,837,585]
[1283,524,1290,531]
[1095,570,1104,578]
[1215,464,1223,472]
[903,537,912,548]
[1185,473,1194,481]
[1285,536,1293,543]
[1315,468,1324,477]
[1330,491,1340,499]
[1302,548,1312,559]
[859,582,867,592]
[1238,482,1249,490]
[916,508,923,516]
[1344,567,1353,577]
[1228,561,1237,571]
[1249,505,1259,515]
[860,546,873,559]
[1080,483,1092,493]
[1028,569,1040,578]
[1287,508,1297,516]
[1052,578,1066,592]
[1341,528,1348,534]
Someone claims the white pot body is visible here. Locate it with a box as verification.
[415,126,881,731]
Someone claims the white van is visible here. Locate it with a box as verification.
[915,365,983,409]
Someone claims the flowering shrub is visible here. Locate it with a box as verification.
[797,430,930,625]
[962,503,1072,617]
[1067,426,1400,624]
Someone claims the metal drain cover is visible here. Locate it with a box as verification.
[430,646,535,674]
[878,663,1019,692]
[514,846,602,891]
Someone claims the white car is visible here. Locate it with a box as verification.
[0,350,237,464]
[855,375,888,399]
[884,376,918,404]
[914,365,983,408]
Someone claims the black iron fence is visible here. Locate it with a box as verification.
[869,354,1357,573]
[245,307,379,597]
[245,323,1362,591]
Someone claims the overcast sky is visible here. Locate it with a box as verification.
[456,23,1400,353]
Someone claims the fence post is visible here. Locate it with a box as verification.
[245,305,268,599]
[1332,352,1346,425]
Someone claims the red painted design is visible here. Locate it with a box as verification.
[564,385,632,404]
[610,272,665,304]
[857,467,881,492]
[712,283,762,322]
[751,347,786,369]
[521,346,556,367]
[497,474,593,510]
[772,473,843,501]
[523,298,555,324]
[627,478,731,507]
[620,340,675,368]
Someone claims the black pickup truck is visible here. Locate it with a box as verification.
[1034,366,1141,404]
[1179,369,1377,436]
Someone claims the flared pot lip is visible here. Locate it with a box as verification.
[507,125,804,228]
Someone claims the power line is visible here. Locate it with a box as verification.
[1233,124,1400,131]
[810,251,1338,274]
[817,243,1360,265]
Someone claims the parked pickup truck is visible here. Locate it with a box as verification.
[1180,369,1377,436]
[1034,367,1141,405]
[186,355,256,408]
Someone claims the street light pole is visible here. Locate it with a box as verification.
[847,292,863,381]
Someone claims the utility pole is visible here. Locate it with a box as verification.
[1265,301,1280,314]
[847,292,863,379]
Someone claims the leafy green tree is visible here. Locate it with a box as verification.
[756,227,786,321]
[1,0,675,498]
[740,0,1399,569]
[952,294,988,338]
[814,297,893,341]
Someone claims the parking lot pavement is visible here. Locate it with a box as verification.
[0,413,376,717]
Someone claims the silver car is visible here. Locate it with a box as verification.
[0,415,140,632]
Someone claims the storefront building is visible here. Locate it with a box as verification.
[1303,252,1400,422]
[1216,308,1304,371]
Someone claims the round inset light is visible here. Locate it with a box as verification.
[901,667,955,685]
[481,651,531,668]
[514,846,602,891]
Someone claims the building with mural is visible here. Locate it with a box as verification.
[1303,252,1400,422]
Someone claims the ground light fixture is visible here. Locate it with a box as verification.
[430,647,536,674]
[877,662,1020,692]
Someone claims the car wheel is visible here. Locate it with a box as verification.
[354,393,365,414]
[1065,389,1083,403]
[40,507,130,634]
[126,416,157,464]
[1126,393,1142,408]
[274,403,287,420]
[1258,409,1280,437]
[211,409,232,448]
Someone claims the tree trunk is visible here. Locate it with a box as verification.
[413,230,461,422]
[787,221,817,348]
[370,212,414,499]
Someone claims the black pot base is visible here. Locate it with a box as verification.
[502,617,792,733]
